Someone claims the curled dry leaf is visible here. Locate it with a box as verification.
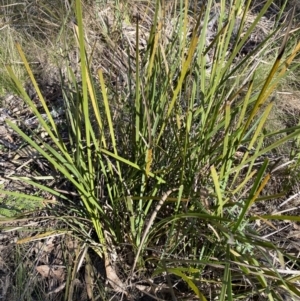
[36,264,66,282]
[104,255,127,296]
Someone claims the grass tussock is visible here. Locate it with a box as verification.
[1,0,300,300]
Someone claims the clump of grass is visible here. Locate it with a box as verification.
[0,28,25,96]
[1,0,300,300]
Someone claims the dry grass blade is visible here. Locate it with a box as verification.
[131,189,178,276]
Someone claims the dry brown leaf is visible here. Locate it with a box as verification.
[36,265,66,282]
[104,255,127,296]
